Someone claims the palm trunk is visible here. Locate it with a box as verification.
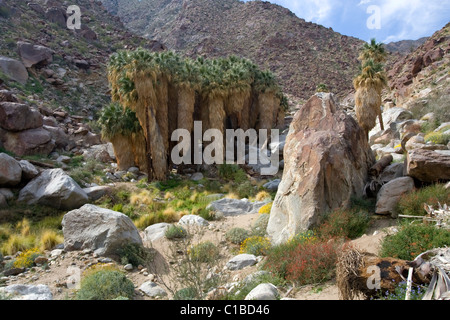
[132,131,147,173]
[257,91,275,131]
[110,134,135,171]
[156,74,170,153]
[208,95,226,134]
[168,82,179,156]
[177,86,196,133]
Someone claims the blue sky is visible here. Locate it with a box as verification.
[243,0,450,43]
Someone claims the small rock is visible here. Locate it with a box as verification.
[178,215,209,227]
[225,254,257,270]
[190,172,204,181]
[245,283,279,300]
[139,281,167,298]
[124,264,133,271]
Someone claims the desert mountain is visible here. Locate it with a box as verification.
[385,37,428,55]
[0,0,163,117]
[384,22,449,120]
[100,0,365,100]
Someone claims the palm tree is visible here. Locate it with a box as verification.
[359,38,387,64]
[223,56,254,130]
[353,59,388,139]
[200,58,228,136]
[253,69,279,131]
[108,48,167,181]
[98,103,142,170]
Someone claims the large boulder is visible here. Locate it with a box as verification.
[0,102,43,131]
[17,41,53,68]
[18,168,88,210]
[62,204,143,258]
[207,198,269,217]
[406,149,450,182]
[245,283,279,300]
[375,177,415,216]
[0,153,22,186]
[267,93,375,245]
[0,56,28,84]
[0,284,53,300]
[1,127,55,156]
[45,7,67,27]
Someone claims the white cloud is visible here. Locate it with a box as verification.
[273,0,336,24]
[378,0,450,42]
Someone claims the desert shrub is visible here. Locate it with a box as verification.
[316,208,371,240]
[76,269,135,300]
[264,237,341,285]
[218,164,240,180]
[251,214,270,237]
[424,132,450,145]
[117,243,153,267]
[1,233,35,256]
[197,208,214,221]
[165,225,187,240]
[396,184,449,217]
[240,236,271,256]
[225,228,250,245]
[380,222,450,260]
[174,287,199,300]
[236,181,256,198]
[38,229,63,251]
[189,241,219,263]
[13,248,41,268]
[258,202,273,214]
[133,214,157,230]
[262,230,316,279]
[255,191,272,202]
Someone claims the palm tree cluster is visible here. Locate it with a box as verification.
[106,49,287,181]
[353,38,388,139]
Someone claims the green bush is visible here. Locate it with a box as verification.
[116,243,153,267]
[251,214,270,237]
[236,181,256,199]
[396,184,449,217]
[173,287,199,300]
[165,225,187,240]
[316,208,370,240]
[240,236,271,256]
[76,269,135,300]
[189,241,219,263]
[424,132,450,145]
[380,222,450,260]
[225,228,250,245]
[218,164,248,183]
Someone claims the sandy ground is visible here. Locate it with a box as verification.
[2,212,397,301]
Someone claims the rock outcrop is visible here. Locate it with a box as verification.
[406,149,450,183]
[267,93,375,245]
[18,168,88,210]
[0,153,22,186]
[62,204,143,258]
[0,56,28,84]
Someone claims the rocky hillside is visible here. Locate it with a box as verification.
[0,0,163,118]
[385,37,428,55]
[100,0,364,100]
[385,22,449,121]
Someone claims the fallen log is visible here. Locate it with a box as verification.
[368,154,393,178]
[336,248,430,300]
